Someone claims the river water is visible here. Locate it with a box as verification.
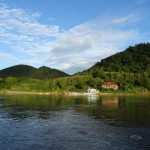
[0,94,149,150]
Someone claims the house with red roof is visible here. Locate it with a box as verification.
[101,82,118,90]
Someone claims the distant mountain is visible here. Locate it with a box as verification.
[35,66,69,79]
[0,65,69,79]
[82,43,150,75]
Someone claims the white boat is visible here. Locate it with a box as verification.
[84,88,99,95]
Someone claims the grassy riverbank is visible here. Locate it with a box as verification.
[0,90,150,96]
[0,90,59,95]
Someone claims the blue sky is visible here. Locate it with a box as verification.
[0,0,150,74]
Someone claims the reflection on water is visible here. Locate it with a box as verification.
[0,94,150,150]
[102,96,118,109]
[86,95,99,103]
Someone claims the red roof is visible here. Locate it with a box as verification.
[103,82,117,85]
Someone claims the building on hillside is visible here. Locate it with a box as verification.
[101,82,118,90]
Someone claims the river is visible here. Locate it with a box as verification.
[0,94,150,150]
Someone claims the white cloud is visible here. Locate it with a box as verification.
[0,5,60,39]
[0,5,143,74]
[0,5,60,56]
[0,51,19,61]
[111,15,136,25]
[43,19,140,74]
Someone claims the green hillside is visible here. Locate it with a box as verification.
[73,43,150,92]
[0,65,69,79]
[35,66,69,79]
[83,43,150,74]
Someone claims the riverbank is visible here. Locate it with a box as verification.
[0,90,59,95]
[0,90,150,96]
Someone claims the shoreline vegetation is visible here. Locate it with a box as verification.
[0,74,149,96]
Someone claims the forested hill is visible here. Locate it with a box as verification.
[0,65,69,79]
[83,43,150,74]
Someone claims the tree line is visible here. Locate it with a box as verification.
[0,71,149,93]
